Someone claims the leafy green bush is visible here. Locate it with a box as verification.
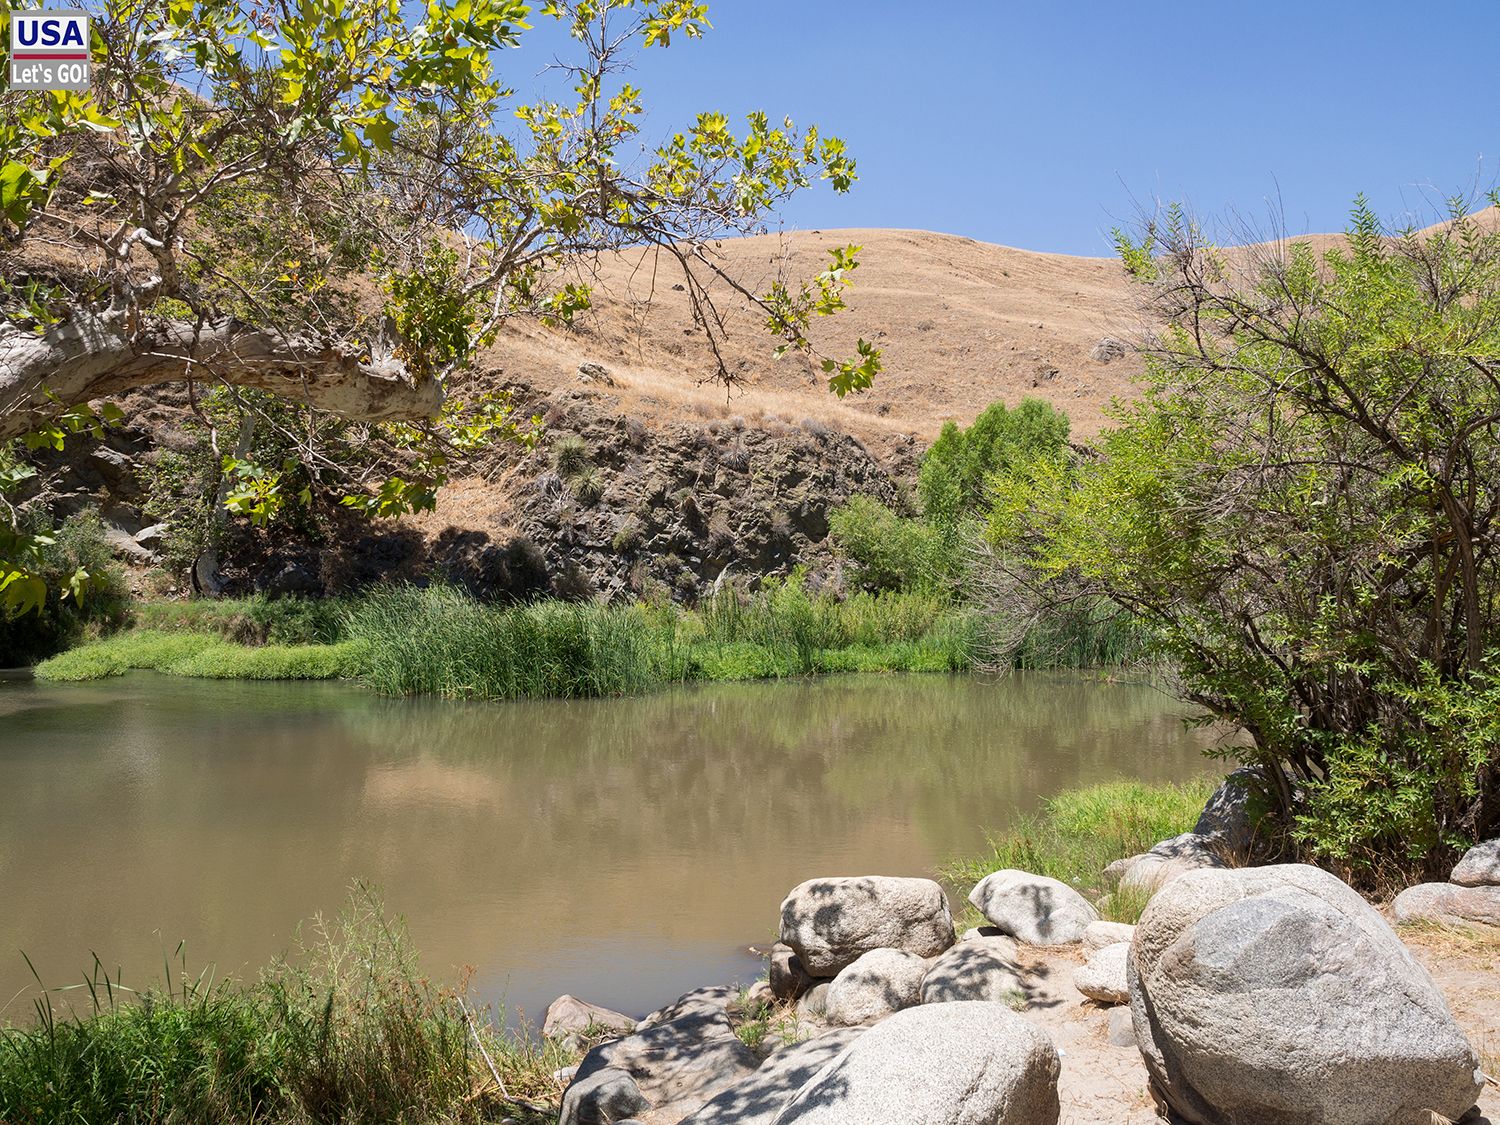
[918,398,1070,529]
[828,495,957,594]
[0,511,130,666]
[942,779,1216,924]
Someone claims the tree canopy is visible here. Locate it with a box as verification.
[0,0,878,612]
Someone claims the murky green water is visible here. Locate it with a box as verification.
[0,671,1218,1026]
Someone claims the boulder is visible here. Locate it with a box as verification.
[919,936,1025,1006]
[544,994,637,1039]
[569,1011,762,1110]
[1130,864,1483,1125]
[768,943,817,1002]
[968,870,1098,945]
[678,1029,863,1125]
[559,1067,650,1125]
[823,948,927,1026]
[639,986,737,1029]
[1392,882,1500,928]
[1082,920,1134,951]
[795,982,830,1022]
[770,1001,1060,1125]
[1118,832,1227,895]
[1193,766,1262,858]
[1090,337,1128,363]
[1072,941,1128,1005]
[778,876,954,976]
[1451,840,1500,888]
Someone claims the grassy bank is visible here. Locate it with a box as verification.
[34,580,982,697]
[941,779,1217,924]
[0,890,570,1125]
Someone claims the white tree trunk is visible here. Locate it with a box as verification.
[0,307,443,439]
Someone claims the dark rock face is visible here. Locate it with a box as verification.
[510,390,905,602]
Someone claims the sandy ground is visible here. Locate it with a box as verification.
[1017,921,1500,1125]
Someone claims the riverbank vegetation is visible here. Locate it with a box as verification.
[943,779,1217,924]
[0,890,568,1125]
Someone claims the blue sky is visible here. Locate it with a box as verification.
[515,1,1499,255]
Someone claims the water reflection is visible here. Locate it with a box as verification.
[0,672,1219,1024]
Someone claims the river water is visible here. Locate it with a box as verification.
[0,671,1218,1027]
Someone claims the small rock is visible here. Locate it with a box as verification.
[768,943,816,1002]
[559,1066,650,1125]
[920,936,1024,1006]
[968,870,1098,946]
[795,982,830,1021]
[1393,882,1500,928]
[679,1028,863,1124]
[133,522,169,551]
[1118,832,1227,894]
[770,1001,1060,1124]
[1082,920,1134,951]
[544,994,637,1039]
[1106,1005,1136,1048]
[1451,840,1500,888]
[102,522,154,564]
[1072,942,1129,1005]
[1090,337,1128,363]
[824,948,927,1026]
[741,980,775,1010]
[578,361,616,386]
[779,876,954,976]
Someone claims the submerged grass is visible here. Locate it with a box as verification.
[941,778,1217,924]
[0,887,571,1125]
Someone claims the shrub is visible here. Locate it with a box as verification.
[0,511,130,666]
[829,495,956,594]
[918,398,1070,529]
[549,435,591,478]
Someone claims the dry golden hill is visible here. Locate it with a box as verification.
[479,228,1148,447]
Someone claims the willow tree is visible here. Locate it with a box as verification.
[0,0,877,610]
[1003,201,1500,880]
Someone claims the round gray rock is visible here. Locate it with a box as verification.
[779,876,954,976]
[968,869,1098,946]
[544,994,637,1039]
[559,1067,650,1125]
[920,936,1025,1006]
[824,948,927,1026]
[1193,766,1262,858]
[1072,941,1128,1005]
[1451,840,1500,888]
[1118,832,1227,895]
[770,1001,1060,1125]
[1392,882,1500,928]
[768,942,818,1001]
[1130,863,1482,1124]
[1082,920,1135,951]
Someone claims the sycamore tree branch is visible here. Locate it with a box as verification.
[0,308,441,441]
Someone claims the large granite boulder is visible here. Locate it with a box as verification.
[823,948,927,1026]
[1193,766,1262,857]
[679,1029,863,1125]
[1451,839,1500,887]
[779,876,954,976]
[919,936,1025,1005]
[769,1001,1060,1124]
[544,994,638,1039]
[1130,864,1482,1124]
[568,1011,762,1112]
[1117,832,1227,895]
[968,870,1098,945]
[639,986,738,1029]
[1072,941,1128,1005]
[1392,882,1500,928]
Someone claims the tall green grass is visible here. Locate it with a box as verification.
[0,888,567,1124]
[941,778,1217,923]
